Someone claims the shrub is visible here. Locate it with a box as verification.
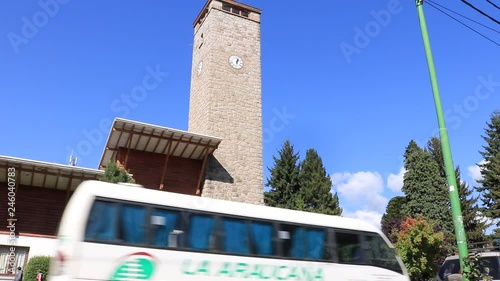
[24,256,51,281]
[100,160,135,183]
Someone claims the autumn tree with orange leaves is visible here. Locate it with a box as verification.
[395,215,445,281]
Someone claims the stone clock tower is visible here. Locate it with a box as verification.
[188,0,263,205]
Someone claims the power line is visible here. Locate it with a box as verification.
[486,0,500,11]
[425,0,500,47]
[428,0,500,34]
[458,0,500,25]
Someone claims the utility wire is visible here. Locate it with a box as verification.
[458,0,500,25]
[428,0,500,34]
[425,0,500,47]
[486,0,500,11]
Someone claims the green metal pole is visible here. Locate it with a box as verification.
[415,0,469,274]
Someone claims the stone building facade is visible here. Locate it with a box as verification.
[0,1,265,278]
[188,0,264,205]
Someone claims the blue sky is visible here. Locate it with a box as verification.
[1,0,499,228]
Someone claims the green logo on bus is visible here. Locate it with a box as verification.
[111,252,156,281]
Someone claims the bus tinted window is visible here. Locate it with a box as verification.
[80,197,404,276]
[280,225,326,260]
[85,201,118,241]
[119,204,147,244]
[187,214,215,251]
[365,234,403,273]
[304,228,326,260]
[150,209,182,248]
[221,217,250,254]
[336,232,362,264]
[248,221,273,256]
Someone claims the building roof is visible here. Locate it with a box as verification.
[99,118,222,169]
[0,155,104,191]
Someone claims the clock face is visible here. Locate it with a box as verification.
[229,55,243,69]
[197,61,203,76]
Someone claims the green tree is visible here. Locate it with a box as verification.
[427,137,446,179]
[456,168,488,243]
[296,148,342,215]
[381,196,407,243]
[100,160,135,183]
[402,140,453,238]
[24,256,51,281]
[476,111,500,225]
[427,137,487,243]
[395,216,445,281]
[264,140,301,209]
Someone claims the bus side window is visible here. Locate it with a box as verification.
[335,231,363,264]
[365,234,402,273]
[118,204,147,245]
[186,213,215,251]
[150,209,182,248]
[305,228,326,260]
[249,221,273,256]
[220,217,250,254]
[279,225,326,260]
[85,200,118,241]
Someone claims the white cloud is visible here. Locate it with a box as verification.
[468,160,486,183]
[387,167,405,192]
[332,171,384,199]
[367,194,389,213]
[343,209,383,229]
[331,171,387,213]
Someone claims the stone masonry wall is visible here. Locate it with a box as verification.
[188,1,263,205]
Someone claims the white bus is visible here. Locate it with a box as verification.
[48,180,409,281]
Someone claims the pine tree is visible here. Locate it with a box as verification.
[427,137,445,179]
[476,111,500,225]
[402,140,454,238]
[381,196,407,243]
[456,168,487,243]
[427,137,487,243]
[264,140,301,209]
[297,148,342,215]
[100,160,135,183]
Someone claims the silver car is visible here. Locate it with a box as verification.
[436,249,500,281]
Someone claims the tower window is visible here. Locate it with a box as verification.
[222,3,249,18]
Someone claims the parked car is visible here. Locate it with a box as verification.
[436,241,500,281]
